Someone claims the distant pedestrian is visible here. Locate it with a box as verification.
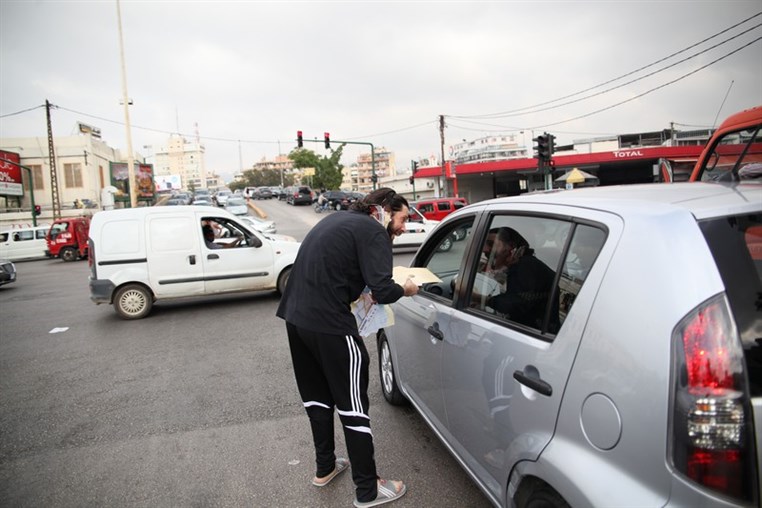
[277,187,417,507]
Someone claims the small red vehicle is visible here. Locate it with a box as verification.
[46,216,90,262]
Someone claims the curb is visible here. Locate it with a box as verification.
[247,200,267,219]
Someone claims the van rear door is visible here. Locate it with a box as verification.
[146,214,205,297]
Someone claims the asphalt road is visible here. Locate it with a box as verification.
[0,199,492,508]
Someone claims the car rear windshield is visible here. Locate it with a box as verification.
[700,212,762,396]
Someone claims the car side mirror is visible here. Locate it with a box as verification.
[247,236,262,248]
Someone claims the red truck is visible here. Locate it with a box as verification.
[689,104,762,182]
[46,216,90,262]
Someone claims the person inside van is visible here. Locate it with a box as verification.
[202,224,241,249]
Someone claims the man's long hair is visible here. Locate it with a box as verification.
[350,187,409,214]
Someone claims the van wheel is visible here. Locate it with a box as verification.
[377,330,408,406]
[114,284,153,319]
[60,247,78,262]
[276,267,291,295]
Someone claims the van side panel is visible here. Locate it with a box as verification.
[146,215,205,297]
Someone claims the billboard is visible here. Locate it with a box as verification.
[0,150,23,197]
[110,162,155,202]
[154,174,182,191]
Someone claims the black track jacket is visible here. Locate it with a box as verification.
[276,210,404,336]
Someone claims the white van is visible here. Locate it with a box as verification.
[0,225,50,261]
[88,205,300,319]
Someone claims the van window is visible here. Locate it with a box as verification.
[438,201,451,211]
[0,233,7,242]
[15,230,34,241]
[36,229,47,239]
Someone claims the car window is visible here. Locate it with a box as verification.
[465,216,606,336]
[418,203,434,214]
[36,229,47,239]
[453,201,466,210]
[15,230,34,241]
[557,224,606,330]
[0,233,7,242]
[438,201,451,211]
[416,217,476,302]
[699,212,762,395]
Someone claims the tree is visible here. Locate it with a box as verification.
[288,144,345,190]
[231,168,295,191]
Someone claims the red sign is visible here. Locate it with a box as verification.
[0,150,23,197]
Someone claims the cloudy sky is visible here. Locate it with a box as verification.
[1,0,760,182]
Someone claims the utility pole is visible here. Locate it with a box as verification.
[116,0,137,208]
[45,100,61,219]
[439,115,447,197]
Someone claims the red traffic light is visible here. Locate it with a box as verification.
[324,132,330,149]
[297,130,303,148]
[33,205,41,216]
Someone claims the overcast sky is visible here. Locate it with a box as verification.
[1,0,761,182]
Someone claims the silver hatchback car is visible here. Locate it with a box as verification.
[378,182,761,507]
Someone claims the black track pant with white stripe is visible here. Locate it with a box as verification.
[286,322,378,502]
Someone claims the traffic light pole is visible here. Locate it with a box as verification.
[0,158,38,226]
[296,135,377,190]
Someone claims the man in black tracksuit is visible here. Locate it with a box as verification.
[276,188,417,507]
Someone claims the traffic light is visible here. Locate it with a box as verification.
[297,130,303,148]
[324,132,330,149]
[371,174,378,184]
[33,205,41,216]
[535,133,550,162]
[411,160,418,173]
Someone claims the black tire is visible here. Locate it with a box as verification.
[377,330,408,406]
[524,485,570,508]
[437,235,454,252]
[60,247,78,262]
[113,284,153,320]
[276,267,291,295]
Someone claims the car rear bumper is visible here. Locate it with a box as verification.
[89,278,115,303]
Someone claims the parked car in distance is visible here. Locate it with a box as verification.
[277,187,291,200]
[252,187,273,200]
[172,192,192,205]
[164,198,187,206]
[340,191,365,210]
[192,198,213,207]
[224,197,249,216]
[320,190,348,211]
[286,186,314,205]
[239,215,277,235]
[0,259,17,286]
[0,225,51,261]
[689,104,762,182]
[414,197,468,222]
[392,207,441,250]
[378,181,762,508]
[214,189,233,206]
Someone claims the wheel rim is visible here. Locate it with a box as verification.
[120,289,147,316]
[381,341,394,395]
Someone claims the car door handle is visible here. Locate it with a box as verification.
[189,255,196,265]
[207,254,219,260]
[427,322,444,341]
[513,369,553,397]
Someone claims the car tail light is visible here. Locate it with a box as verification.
[671,294,757,503]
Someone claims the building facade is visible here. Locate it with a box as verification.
[1,129,128,212]
[153,134,208,190]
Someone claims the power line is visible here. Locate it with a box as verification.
[0,104,45,119]
[449,11,762,120]
[467,23,760,120]
[527,37,762,130]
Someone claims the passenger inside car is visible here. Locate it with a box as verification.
[474,227,558,330]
